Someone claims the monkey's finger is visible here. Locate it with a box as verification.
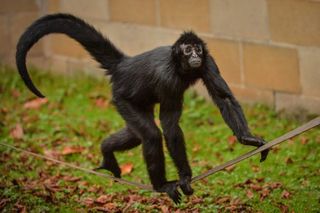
[260,149,269,162]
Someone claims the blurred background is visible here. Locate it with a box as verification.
[0,0,319,114]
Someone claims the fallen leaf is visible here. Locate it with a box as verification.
[95,97,109,108]
[63,176,81,182]
[14,203,27,213]
[0,198,10,210]
[23,98,48,109]
[82,198,95,207]
[215,196,230,204]
[120,162,134,175]
[277,202,289,213]
[61,146,85,155]
[10,124,24,139]
[228,136,237,146]
[268,182,283,190]
[43,149,60,159]
[225,165,236,172]
[246,190,254,199]
[256,177,265,183]
[102,203,117,211]
[250,184,262,191]
[192,144,201,153]
[285,157,293,164]
[95,195,111,204]
[281,190,291,199]
[11,89,21,98]
[251,165,260,172]
[259,189,270,201]
[300,136,308,145]
[161,205,169,213]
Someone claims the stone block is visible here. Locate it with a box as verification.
[48,55,68,74]
[159,0,210,32]
[109,0,157,25]
[60,0,109,21]
[299,47,320,97]
[193,81,274,106]
[0,15,10,58]
[210,0,269,40]
[268,0,320,46]
[49,34,90,59]
[276,92,320,114]
[229,85,274,106]
[8,12,44,57]
[47,0,60,13]
[205,37,241,84]
[243,43,300,93]
[98,22,179,56]
[27,56,50,70]
[0,0,38,13]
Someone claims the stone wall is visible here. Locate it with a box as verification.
[1,0,319,114]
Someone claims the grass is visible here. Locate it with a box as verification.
[0,64,319,212]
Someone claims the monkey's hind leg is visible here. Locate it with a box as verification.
[96,127,141,178]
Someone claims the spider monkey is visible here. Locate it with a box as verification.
[16,14,269,204]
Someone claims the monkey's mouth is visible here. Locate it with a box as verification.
[189,59,202,68]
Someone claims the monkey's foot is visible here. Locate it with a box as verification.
[94,161,121,178]
[156,181,182,204]
[179,176,194,196]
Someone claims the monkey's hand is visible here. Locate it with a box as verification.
[156,181,182,204]
[178,176,194,196]
[239,135,269,162]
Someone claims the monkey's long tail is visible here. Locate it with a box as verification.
[16,13,125,98]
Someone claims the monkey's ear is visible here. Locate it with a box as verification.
[172,45,181,57]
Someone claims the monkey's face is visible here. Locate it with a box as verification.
[180,43,203,69]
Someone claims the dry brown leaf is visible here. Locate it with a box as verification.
[11,89,21,98]
[120,162,134,175]
[0,198,10,210]
[63,176,81,182]
[82,198,95,207]
[228,135,237,146]
[225,165,236,172]
[43,149,60,159]
[277,202,289,213]
[250,184,262,191]
[161,205,169,213]
[251,165,260,172]
[300,136,308,145]
[23,98,48,109]
[281,190,291,199]
[61,146,85,155]
[14,203,27,213]
[246,190,254,199]
[259,189,270,201]
[95,195,111,204]
[285,157,293,164]
[216,196,230,204]
[10,124,24,139]
[269,182,283,190]
[95,97,109,108]
[192,144,201,153]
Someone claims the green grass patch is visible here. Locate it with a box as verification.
[0,64,319,212]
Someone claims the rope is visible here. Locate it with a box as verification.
[1,117,319,191]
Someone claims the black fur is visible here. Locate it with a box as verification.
[16,14,269,203]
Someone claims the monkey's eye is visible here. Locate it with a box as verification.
[184,46,193,55]
[195,46,203,54]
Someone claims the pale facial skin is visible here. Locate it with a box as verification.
[180,43,203,68]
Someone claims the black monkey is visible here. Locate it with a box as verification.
[16,14,269,204]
